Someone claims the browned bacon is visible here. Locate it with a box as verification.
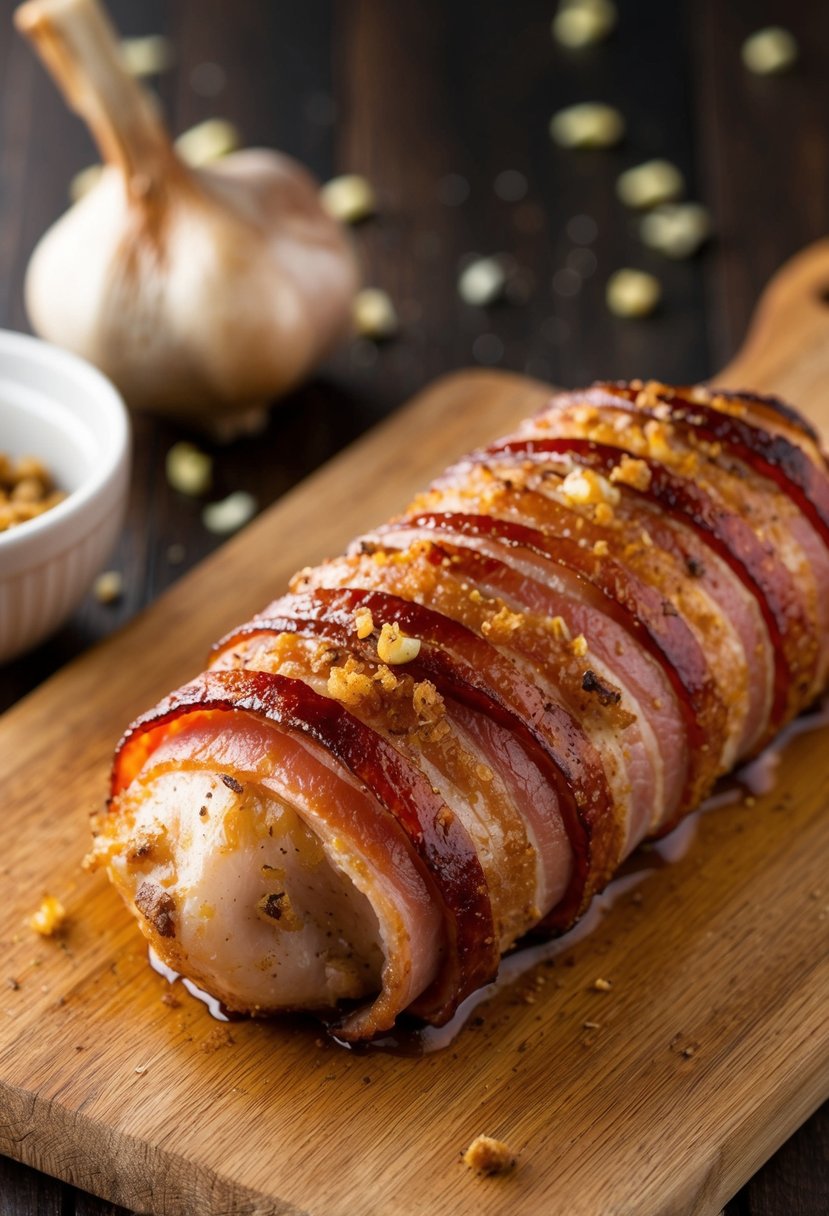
[92,381,829,1039]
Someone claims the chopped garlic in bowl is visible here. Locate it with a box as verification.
[0,329,130,662]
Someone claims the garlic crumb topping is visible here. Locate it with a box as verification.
[327,657,375,707]
[560,467,621,508]
[592,539,609,557]
[481,605,524,638]
[571,634,589,657]
[377,621,421,665]
[373,664,400,692]
[547,615,572,641]
[642,418,676,462]
[572,405,600,427]
[354,607,374,639]
[610,453,652,492]
[413,679,445,722]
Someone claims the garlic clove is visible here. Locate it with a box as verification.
[605,268,662,317]
[741,27,798,75]
[352,288,399,340]
[119,34,174,78]
[174,118,240,165]
[320,174,376,225]
[550,102,625,149]
[16,0,359,430]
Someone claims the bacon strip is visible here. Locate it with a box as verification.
[216,587,619,926]
[113,668,496,1028]
[93,380,829,1039]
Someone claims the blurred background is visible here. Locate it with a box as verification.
[0,0,827,1211]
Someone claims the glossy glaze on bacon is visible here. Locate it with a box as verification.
[90,380,829,1040]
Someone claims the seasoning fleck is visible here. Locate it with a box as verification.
[134,881,176,939]
[582,669,621,706]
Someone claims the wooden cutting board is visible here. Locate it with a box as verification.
[2,242,829,1216]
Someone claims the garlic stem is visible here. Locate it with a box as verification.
[15,0,177,193]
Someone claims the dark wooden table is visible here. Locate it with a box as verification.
[1,1,827,1212]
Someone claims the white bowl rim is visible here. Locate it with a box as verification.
[0,328,130,556]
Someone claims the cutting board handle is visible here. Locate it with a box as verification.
[713,239,829,437]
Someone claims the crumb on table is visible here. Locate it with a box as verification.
[200,1025,235,1054]
[29,896,66,937]
[462,1135,516,1175]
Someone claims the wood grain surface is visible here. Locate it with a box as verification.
[1,354,828,1216]
[714,238,829,423]
[2,0,829,1212]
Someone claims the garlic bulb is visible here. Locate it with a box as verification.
[15,0,359,431]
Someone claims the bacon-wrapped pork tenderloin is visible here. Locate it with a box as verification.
[90,381,829,1040]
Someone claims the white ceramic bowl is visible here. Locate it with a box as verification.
[0,330,130,663]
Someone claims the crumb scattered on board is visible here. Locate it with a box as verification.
[201,1025,235,1054]
[29,896,66,937]
[462,1135,516,1175]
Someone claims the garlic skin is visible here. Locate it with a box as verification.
[16,0,359,430]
